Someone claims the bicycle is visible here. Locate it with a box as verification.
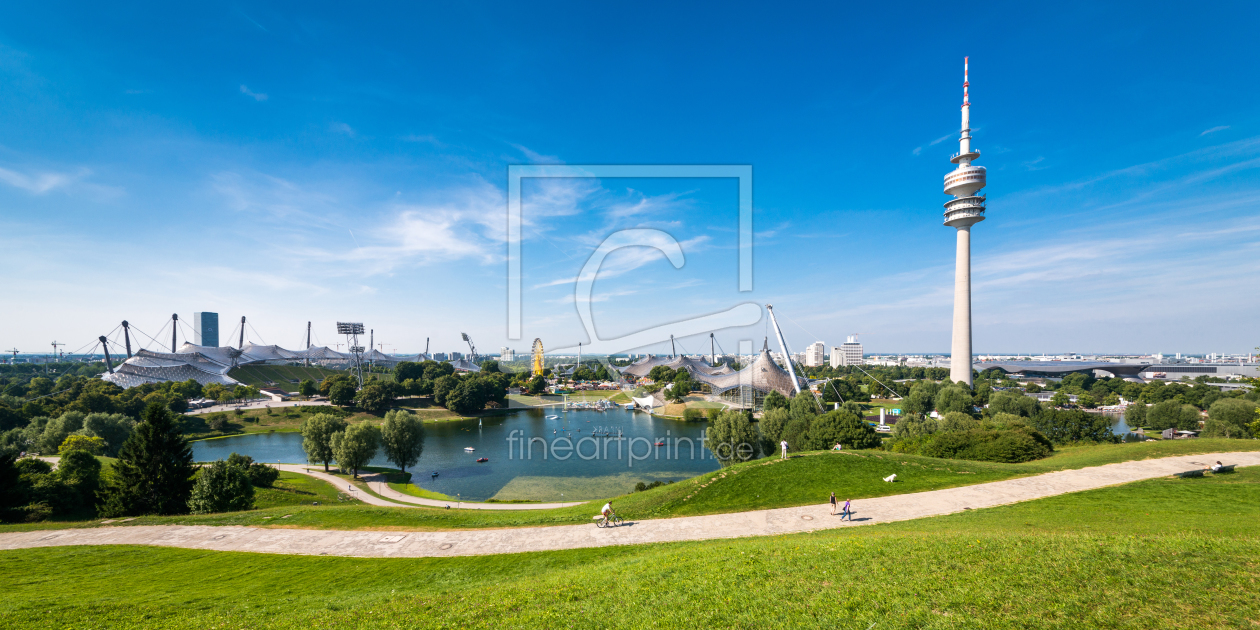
[594,512,625,528]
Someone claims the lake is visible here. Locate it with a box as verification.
[192,407,721,501]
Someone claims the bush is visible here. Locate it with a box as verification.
[188,460,255,514]
[58,434,106,455]
[807,410,882,450]
[634,480,671,492]
[920,428,1052,463]
[1202,398,1257,438]
[682,408,705,422]
[1146,401,1200,432]
[226,452,280,487]
[208,416,229,432]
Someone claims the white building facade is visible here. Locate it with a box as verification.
[804,341,827,367]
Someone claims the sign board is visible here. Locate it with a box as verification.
[891,409,902,415]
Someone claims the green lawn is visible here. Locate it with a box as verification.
[252,472,359,509]
[2,468,1257,629]
[4,439,1254,535]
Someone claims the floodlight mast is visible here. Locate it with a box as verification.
[336,322,366,386]
[460,333,477,364]
[239,316,246,348]
[171,313,178,352]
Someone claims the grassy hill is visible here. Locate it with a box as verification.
[2,466,1257,628]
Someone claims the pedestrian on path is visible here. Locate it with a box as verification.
[830,492,837,515]
[780,440,789,460]
[841,499,852,521]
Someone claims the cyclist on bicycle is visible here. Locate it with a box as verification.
[601,502,613,522]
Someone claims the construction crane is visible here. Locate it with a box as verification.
[461,333,477,363]
[5,349,18,364]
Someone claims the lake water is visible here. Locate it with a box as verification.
[192,407,720,501]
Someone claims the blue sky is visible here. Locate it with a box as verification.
[1,2,1258,357]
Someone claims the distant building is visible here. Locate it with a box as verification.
[500,347,516,361]
[832,336,863,367]
[192,312,219,347]
[804,341,826,367]
[433,353,448,361]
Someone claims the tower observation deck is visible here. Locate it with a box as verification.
[944,57,985,387]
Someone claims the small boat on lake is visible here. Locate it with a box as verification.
[476,457,488,463]
[463,447,476,452]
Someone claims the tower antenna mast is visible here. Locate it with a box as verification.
[170,313,179,353]
[764,305,802,395]
[942,56,986,387]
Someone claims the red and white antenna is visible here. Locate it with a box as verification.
[963,56,970,107]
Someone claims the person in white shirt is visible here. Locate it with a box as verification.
[780,440,789,460]
[601,502,613,520]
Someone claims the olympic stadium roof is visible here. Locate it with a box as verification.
[689,349,807,397]
[621,355,734,378]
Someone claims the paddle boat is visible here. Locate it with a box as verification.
[463,447,476,452]
[476,457,489,463]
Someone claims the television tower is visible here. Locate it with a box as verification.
[943,57,986,387]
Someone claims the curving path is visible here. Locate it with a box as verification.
[2,452,1255,559]
[275,465,584,510]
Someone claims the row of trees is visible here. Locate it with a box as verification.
[300,410,427,477]
[704,393,883,466]
[1124,397,1258,436]
[0,403,279,522]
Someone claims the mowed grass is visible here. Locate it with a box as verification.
[2,469,1259,629]
[3,439,1254,535]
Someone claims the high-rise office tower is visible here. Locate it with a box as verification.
[193,312,219,347]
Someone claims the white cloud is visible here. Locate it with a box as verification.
[512,143,562,164]
[0,166,74,193]
[912,147,922,156]
[1200,125,1229,136]
[239,85,268,101]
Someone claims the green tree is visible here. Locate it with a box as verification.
[935,386,974,414]
[187,459,254,514]
[1124,403,1148,427]
[56,449,102,513]
[704,410,760,465]
[297,379,318,397]
[988,392,1039,418]
[329,381,357,407]
[762,390,787,413]
[331,421,380,478]
[781,416,812,453]
[1146,400,1200,432]
[1050,391,1071,408]
[393,361,425,383]
[939,411,980,432]
[225,452,279,486]
[433,375,459,406]
[38,411,85,455]
[527,375,547,395]
[1076,393,1097,409]
[301,413,347,472]
[1033,409,1119,444]
[353,382,394,413]
[892,414,938,439]
[58,434,105,455]
[380,410,425,472]
[807,410,882,449]
[820,379,862,404]
[1202,398,1257,438]
[99,403,196,517]
[758,408,789,455]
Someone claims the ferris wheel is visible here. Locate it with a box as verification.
[531,338,545,376]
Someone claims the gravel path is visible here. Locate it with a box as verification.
[2,451,1253,558]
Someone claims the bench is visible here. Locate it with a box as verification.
[1174,470,1204,478]
[1212,464,1236,474]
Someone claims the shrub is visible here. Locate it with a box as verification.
[58,434,106,455]
[188,460,254,514]
[1202,398,1257,438]
[939,412,980,433]
[226,452,280,487]
[682,408,705,422]
[208,416,229,432]
[806,410,882,450]
[1146,401,1200,432]
[920,428,1051,463]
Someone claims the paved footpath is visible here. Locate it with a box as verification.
[275,465,584,510]
[2,452,1254,559]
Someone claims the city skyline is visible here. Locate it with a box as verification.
[1,4,1258,355]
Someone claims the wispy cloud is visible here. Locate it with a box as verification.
[0,166,75,193]
[239,85,268,101]
[1201,125,1229,136]
[512,143,562,164]
[331,122,355,137]
[928,132,954,146]
[1022,156,1047,171]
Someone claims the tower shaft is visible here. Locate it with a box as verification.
[950,226,973,385]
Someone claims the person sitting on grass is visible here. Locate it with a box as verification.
[1210,461,1224,473]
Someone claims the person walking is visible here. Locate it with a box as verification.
[780,440,789,460]
[841,499,852,521]
[830,492,837,515]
